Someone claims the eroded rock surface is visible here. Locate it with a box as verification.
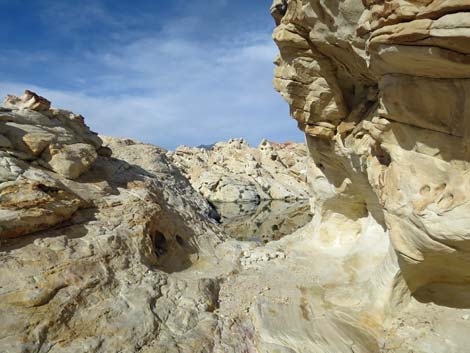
[3,1,470,351]
[269,0,470,352]
[0,91,102,238]
[0,90,395,353]
[1,92,326,353]
[168,138,311,203]
[0,93,234,352]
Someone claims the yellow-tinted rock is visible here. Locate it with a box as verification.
[271,0,470,351]
[0,179,83,239]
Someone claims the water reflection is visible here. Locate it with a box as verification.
[213,200,313,243]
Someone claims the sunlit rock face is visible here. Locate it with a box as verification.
[4,2,470,351]
[0,91,101,238]
[0,92,231,352]
[271,0,470,351]
[168,138,311,203]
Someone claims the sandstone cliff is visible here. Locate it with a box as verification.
[168,138,311,203]
[3,1,470,352]
[269,0,470,351]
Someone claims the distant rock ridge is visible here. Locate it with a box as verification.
[168,138,311,203]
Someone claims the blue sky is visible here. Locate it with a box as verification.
[0,0,303,149]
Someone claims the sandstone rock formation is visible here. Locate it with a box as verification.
[169,138,311,203]
[269,0,470,351]
[3,1,470,351]
[1,92,327,353]
[0,91,102,238]
[0,92,232,352]
[1,90,393,353]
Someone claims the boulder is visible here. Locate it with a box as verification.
[3,90,51,112]
[0,91,101,179]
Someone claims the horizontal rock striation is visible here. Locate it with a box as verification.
[3,1,470,351]
[271,0,470,351]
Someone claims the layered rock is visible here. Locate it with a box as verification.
[168,138,311,203]
[0,93,235,352]
[4,1,470,351]
[269,0,470,351]
[0,90,397,353]
[0,91,102,238]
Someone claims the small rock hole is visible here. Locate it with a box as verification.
[435,183,447,194]
[372,144,391,167]
[153,231,167,257]
[36,184,60,195]
[420,185,431,196]
[176,235,185,247]
[438,193,454,209]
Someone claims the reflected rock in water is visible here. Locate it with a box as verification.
[214,200,312,243]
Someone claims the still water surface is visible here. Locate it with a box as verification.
[213,200,313,243]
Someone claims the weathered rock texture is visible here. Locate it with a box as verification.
[0,91,102,238]
[168,138,311,203]
[0,93,233,352]
[3,1,470,351]
[269,0,470,351]
[1,92,330,353]
[1,90,394,353]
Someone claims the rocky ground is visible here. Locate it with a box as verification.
[3,1,470,352]
[168,138,311,203]
[0,91,231,352]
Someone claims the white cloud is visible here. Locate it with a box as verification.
[0,3,303,150]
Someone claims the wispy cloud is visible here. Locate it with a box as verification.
[0,0,302,149]
[39,1,119,31]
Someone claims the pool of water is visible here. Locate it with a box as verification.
[213,200,313,243]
